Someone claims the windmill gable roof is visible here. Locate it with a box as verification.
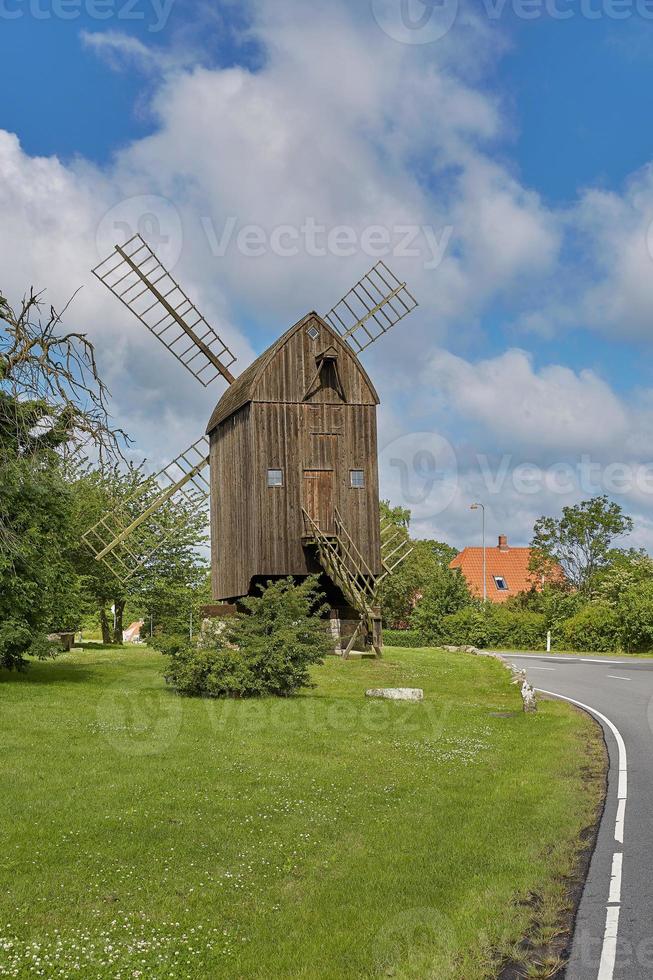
[206,312,379,433]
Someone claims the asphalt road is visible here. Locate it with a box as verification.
[509,654,653,980]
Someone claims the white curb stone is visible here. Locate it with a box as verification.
[365,688,424,702]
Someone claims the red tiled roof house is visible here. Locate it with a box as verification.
[450,535,554,603]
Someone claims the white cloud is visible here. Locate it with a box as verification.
[375,346,653,550]
[101,0,559,329]
[4,0,653,552]
[450,158,560,297]
[424,347,629,453]
[0,131,245,471]
[79,30,204,75]
[511,162,653,344]
[0,0,565,471]
[574,165,653,338]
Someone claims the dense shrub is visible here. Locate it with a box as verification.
[560,603,620,653]
[391,591,653,655]
[383,629,435,648]
[163,577,333,698]
[165,645,260,698]
[438,608,489,648]
[402,605,548,651]
[614,584,653,653]
[482,607,547,651]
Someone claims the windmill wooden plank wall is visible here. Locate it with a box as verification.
[84,237,417,654]
[207,313,381,601]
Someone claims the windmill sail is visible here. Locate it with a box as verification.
[93,235,237,387]
[324,261,418,355]
[83,438,211,581]
[379,519,414,580]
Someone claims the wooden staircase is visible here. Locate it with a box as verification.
[302,508,413,657]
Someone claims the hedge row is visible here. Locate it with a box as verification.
[382,629,436,648]
[384,607,547,651]
[386,600,653,653]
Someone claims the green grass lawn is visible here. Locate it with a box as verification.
[0,646,603,979]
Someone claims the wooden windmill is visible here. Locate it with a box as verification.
[83,235,417,655]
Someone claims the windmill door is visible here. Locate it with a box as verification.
[303,470,335,535]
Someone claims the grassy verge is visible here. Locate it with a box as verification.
[0,646,604,979]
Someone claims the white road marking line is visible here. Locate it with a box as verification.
[536,689,628,980]
[606,675,631,681]
[511,654,653,664]
[511,655,576,662]
[598,906,620,980]
[581,658,628,664]
[618,765,627,801]
[524,665,556,671]
[615,799,626,844]
[608,852,623,904]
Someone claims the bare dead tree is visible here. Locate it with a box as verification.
[0,288,129,462]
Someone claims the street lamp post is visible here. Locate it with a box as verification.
[470,503,487,603]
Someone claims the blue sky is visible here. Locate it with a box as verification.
[3,0,653,549]
[6,7,652,197]
[504,17,653,201]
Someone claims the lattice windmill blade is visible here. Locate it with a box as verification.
[93,234,237,387]
[324,261,418,355]
[82,438,211,582]
[377,519,414,583]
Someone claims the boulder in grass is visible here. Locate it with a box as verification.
[521,679,538,714]
[441,645,480,654]
[365,688,424,702]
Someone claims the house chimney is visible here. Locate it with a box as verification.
[498,535,509,550]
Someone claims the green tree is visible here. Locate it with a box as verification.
[138,569,212,641]
[410,565,473,637]
[380,499,411,531]
[592,552,653,653]
[377,501,458,627]
[507,584,583,633]
[0,420,83,667]
[615,582,653,653]
[530,496,633,594]
[594,549,653,605]
[69,465,209,644]
[0,289,124,669]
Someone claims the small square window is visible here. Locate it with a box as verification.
[350,469,365,489]
[306,325,320,341]
[494,576,509,591]
[267,469,284,487]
